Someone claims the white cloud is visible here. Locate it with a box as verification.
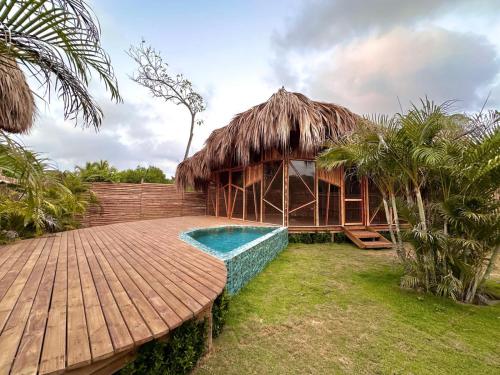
[271,0,500,114]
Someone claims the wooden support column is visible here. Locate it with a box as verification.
[340,166,346,226]
[198,302,214,353]
[215,173,219,217]
[242,168,246,220]
[283,159,289,227]
[260,163,264,223]
[363,177,369,226]
[314,163,319,227]
[228,170,232,219]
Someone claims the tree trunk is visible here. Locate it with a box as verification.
[382,196,396,245]
[184,114,195,160]
[414,187,427,231]
[481,245,499,285]
[390,192,405,259]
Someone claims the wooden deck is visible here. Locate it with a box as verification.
[0,216,242,375]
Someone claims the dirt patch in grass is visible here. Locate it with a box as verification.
[195,243,500,375]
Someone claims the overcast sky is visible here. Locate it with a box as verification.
[19,0,500,176]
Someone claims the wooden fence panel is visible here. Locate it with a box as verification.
[83,183,206,227]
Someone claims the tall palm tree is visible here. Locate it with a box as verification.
[0,0,121,133]
[318,119,406,259]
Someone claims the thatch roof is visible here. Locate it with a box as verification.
[176,88,360,190]
[0,57,35,133]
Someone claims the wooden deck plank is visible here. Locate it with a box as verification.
[90,229,170,338]
[113,230,215,305]
[11,236,60,375]
[79,229,134,353]
[125,219,227,271]
[109,225,218,298]
[39,232,68,375]
[0,216,232,375]
[66,230,92,369]
[72,231,114,363]
[112,227,223,301]
[0,239,41,302]
[123,223,227,286]
[0,238,47,332]
[94,229,184,329]
[85,230,152,345]
[0,237,53,375]
[104,228,202,318]
[0,240,30,270]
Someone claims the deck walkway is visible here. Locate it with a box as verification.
[0,216,241,375]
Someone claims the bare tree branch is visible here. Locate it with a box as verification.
[128,41,206,160]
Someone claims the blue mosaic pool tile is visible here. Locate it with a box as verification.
[180,226,288,295]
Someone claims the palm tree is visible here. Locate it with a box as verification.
[75,160,118,182]
[318,119,406,259]
[0,0,121,133]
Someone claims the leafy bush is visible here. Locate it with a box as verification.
[0,133,93,240]
[289,232,346,244]
[319,101,499,304]
[212,289,230,338]
[118,166,172,184]
[120,319,207,375]
[75,160,119,182]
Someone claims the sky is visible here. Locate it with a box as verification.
[19,0,500,177]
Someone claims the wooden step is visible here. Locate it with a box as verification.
[349,230,382,239]
[343,227,393,249]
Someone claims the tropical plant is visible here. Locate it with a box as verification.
[75,160,119,183]
[128,41,205,160]
[318,119,406,259]
[118,166,171,184]
[318,101,500,304]
[0,0,121,132]
[0,131,92,239]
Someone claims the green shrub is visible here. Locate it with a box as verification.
[119,319,207,375]
[212,289,230,338]
[288,232,346,244]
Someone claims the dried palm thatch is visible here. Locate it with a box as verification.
[176,150,211,191]
[0,56,35,133]
[176,88,360,190]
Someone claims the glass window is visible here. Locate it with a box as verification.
[245,181,261,222]
[345,168,362,199]
[318,180,340,225]
[288,160,315,226]
[262,161,283,225]
[345,201,363,223]
[368,180,386,224]
[218,171,229,217]
[231,170,244,219]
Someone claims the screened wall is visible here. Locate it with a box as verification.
[208,158,386,228]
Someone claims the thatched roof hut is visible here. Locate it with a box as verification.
[176,88,360,190]
[0,57,35,133]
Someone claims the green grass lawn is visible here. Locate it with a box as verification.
[195,243,500,375]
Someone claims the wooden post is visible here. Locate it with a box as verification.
[197,302,213,354]
[215,173,219,217]
[363,177,369,227]
[314,163,319,227]
[260,163,264,223]
[325,183,331,225]
[283,159,288,227]
[340,166,345,226]
[242,168,246,221]
[228,170,232,219]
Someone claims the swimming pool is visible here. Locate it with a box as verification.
[181,225,288,294]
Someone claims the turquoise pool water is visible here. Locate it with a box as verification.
[181,225,288,294]
[187,226,275,253]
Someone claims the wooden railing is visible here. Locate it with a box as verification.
[82,182,206,227]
